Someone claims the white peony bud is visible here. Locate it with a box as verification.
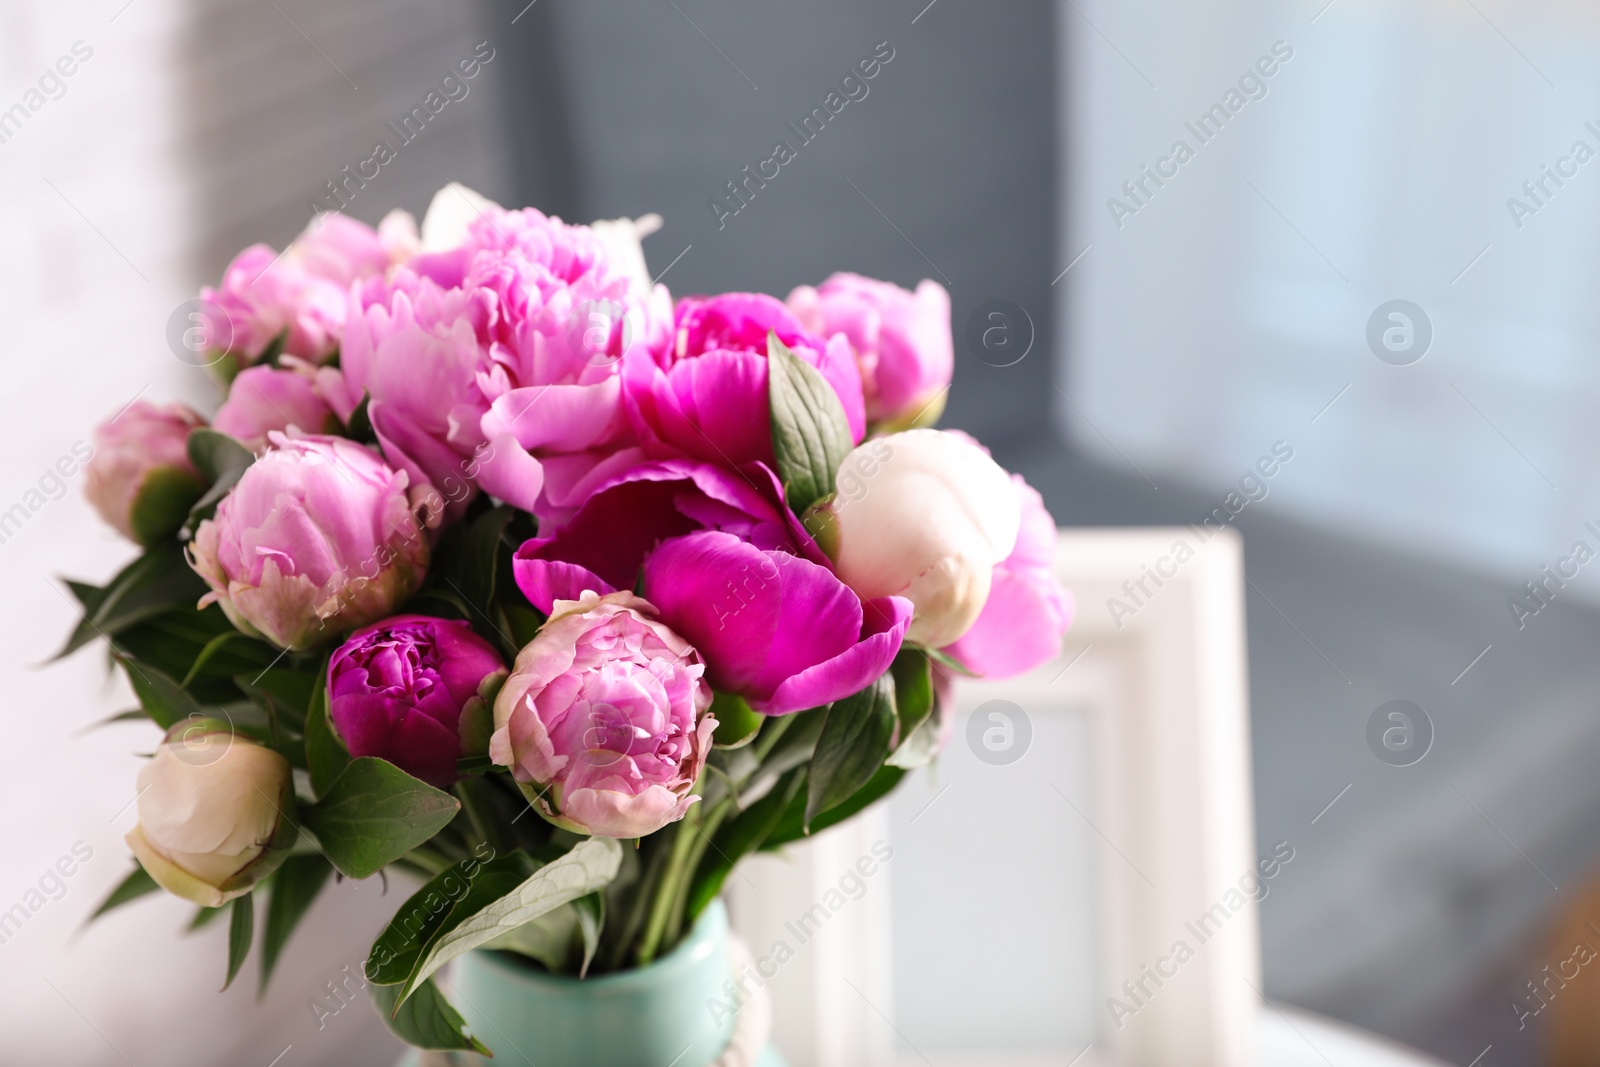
[822,429,1021,647]
[125,723,296,908]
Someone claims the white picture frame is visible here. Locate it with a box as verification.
[727,527,1261,1067]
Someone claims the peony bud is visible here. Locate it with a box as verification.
[787,274,952,431]
[83,401,207,546]
[328,615,507,788]
[189,434,435,651]
[213,364,338,451]
[125,723,296,908]
[490,590,715,839]
[821,429,1020,648]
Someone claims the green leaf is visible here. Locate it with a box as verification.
[79,708,149,732]
[188,906,226,932]
[301,758,460,879]
[345,393,379,446]
[235,668,318,733]
[88,865,159,922]
[573,891,604,979]
[260,854,333,990]
[922,645,979,678]
[256,328,290,368]
[120,658,204,730]
[768,331,854,514]
[765,765,907,850]
[886,648,935,767]
[370,980,489,1054]
[109,604,243,700]
[366,855,488,985]
[223,893,254,991]
[395,838,621,1007]
[805,676,897,830]
[179,631,271,689]
[128,466,205,547]
[53,544,208,660]
[303,663,349,800]
[687,767,804,922]
[434,505,513,622]
[504,603,545,648]
[185,429,257,529]
[711,691,763,749]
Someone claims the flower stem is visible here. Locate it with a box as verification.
[635,817,699,966]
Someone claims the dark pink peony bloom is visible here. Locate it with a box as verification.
[328,615,506,788]
[640,531,910,716]
[622,293,865,468]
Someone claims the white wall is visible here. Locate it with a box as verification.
[0,1,509,1062]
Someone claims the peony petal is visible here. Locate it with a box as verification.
[512,551,617,614]
[473,433,547,513]
[760,595,912,715]
[481,380,623,454]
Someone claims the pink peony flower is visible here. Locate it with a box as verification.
[324,269,496,522]
[788,273,952,430]
[213,363,337,451]
[489,590,714,838]
[621,293,865,469]
[83,401,207,545]
[329,615,506,788]
[188,434,435,650]
[942,474,1073,679]
[325,203,670,521]
[201,212,414,368]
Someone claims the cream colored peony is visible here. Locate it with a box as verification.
[823,429,1021,648]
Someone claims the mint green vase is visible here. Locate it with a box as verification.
[397,902,785,1067]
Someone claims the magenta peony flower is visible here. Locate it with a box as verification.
[328,615,506,788]
[511,454,810,611]
[942,474,1073,679]
[621,293,865,468]
[490,590,714,838]
[213,364,338,451]
[788,273,952,430]
[201,212,413,368]
[188,434,435,650]
[640,531,911,716]
[84,401,207,546]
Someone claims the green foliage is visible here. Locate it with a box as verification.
[184,429,256,529]
[768,331,854,514]
[806,675,898,830]
[53,544,207,660]
[88,865,159,922]
[128,466,204,546]
[370,980,489,1055]
[261,854,334,990]
[302,759,460,880]
[302,662,349,800]
[223,894,254,991]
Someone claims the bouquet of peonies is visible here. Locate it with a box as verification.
[64,184,1071,1054]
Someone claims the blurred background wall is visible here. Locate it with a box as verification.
[6,0,1600,1064]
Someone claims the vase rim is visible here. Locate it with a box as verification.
[469,898,729,992]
